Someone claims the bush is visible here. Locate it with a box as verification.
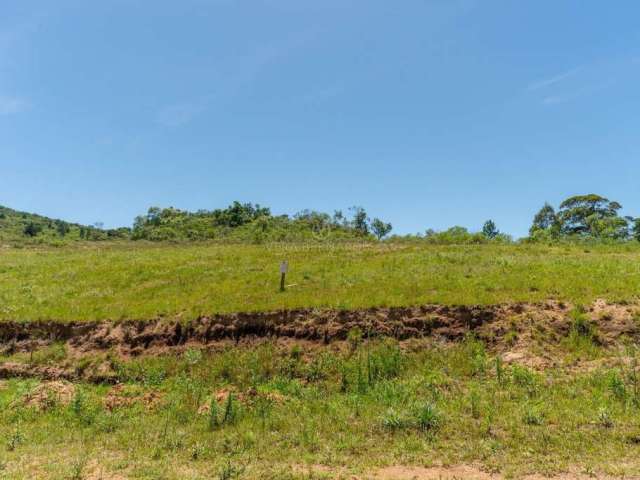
[23,222,42,237]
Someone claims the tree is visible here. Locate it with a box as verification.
[23,222,42,237]
[633,218,640,242]
[371,218,392,240]
[349,206,369,236]
[557,194,623,236]
[212,201,271,228]
[482,220,499,239]
[293,210,332,233]
[56,220,70,237]
[529,203,559,236]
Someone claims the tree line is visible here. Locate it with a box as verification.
[4,193,639,244]
[130,202,393,242]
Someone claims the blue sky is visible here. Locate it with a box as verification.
[1,1,639,237]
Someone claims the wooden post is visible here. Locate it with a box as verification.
[280,260,288,292]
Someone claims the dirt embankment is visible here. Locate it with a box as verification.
[0,303,503,351]
[0,300,638,382]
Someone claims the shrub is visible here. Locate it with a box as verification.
[23,222,42,237]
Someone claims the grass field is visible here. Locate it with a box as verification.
[2,241,640,479]
[1,242,640,321]
[1,337,640,479]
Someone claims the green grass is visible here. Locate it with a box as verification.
[1,338,640,479]
[1,242,640,321]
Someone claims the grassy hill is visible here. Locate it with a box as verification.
[2,215,640,479]
[1,241,639,321]
[0,202,384,245]
[0,205,129,245]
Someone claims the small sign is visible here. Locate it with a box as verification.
[280,261,289,274]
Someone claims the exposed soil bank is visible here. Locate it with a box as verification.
[0,300,638,354]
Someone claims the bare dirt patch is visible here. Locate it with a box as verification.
[22,380,75,410]
[297,464,640,480]
[197,386,286,415]
[103,384,162,411]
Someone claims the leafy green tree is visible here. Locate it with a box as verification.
[349,206,369,236]
[371,218,392,240]
[23,222,42,237]
[529,203,559,236]
[558,194,623,236]
[56,220,70,237]
[482,220,499,239]
[294,210,332,233]
[588,216,630,239]
[632,218,640,242]
[212,201,271,228]
[332,210,346,227]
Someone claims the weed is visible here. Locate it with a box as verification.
[416,402,441,431]
[209,398,220,430]
[504,330,518,347]
[218,460,244,480]
[254,395,273,429]
[366,340,403,384]
[209,394,238,430]
[523,407,544,426]
[512,365,539,396]
[347,327,363,353]
[184,348,203,366]
[570,307,594,338]
[627,358,640,407]
[470,390,481,419]
[69,453,88,480]
[6,425,23,452]
[290,345,303,360]
[190,442,206,461]
[381,409,410,431]
[495,357,505,386]
[609,373,627,401]
[222,394,237,425]
[597,408,614,429]
[305,355,328,383]
[450,335,487,377]
[71,388,86,416]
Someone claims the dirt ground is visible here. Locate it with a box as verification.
[1,299,639,383]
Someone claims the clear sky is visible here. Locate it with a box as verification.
[1,1,639,237]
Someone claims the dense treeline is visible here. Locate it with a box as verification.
[1,193,638,246]
[131,203,391,242]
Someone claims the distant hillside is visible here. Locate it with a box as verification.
[0,202,386,245]
[0,205,130,245]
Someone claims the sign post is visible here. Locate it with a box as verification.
[279,260,288,292]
